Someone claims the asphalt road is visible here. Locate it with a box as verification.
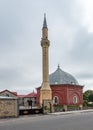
[0,112,93,130]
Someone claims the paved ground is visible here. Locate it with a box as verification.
[0,109,93,130]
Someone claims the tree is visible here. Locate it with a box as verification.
[89,94,93,102]
[83,90,93,103]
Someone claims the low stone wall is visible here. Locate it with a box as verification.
[0,96,19,118]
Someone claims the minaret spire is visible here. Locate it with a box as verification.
[43,13,47,28]
[42,13,48,39]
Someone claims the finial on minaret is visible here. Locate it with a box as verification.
[43,13,47,28]
[58,64,60,69]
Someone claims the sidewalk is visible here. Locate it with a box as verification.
[0,109,93,121]
[49,109,93,115]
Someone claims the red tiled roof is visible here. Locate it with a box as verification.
[0,89,37,98]
[25,92,37,98]
[17,95,26,98]
[12,92,17,95]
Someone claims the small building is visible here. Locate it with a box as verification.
[24,92,37,106]
[0,96,18,118]
[18,92,37,107]
[0,89,37,107]
[37,65,83,110]
[0,89,17,98]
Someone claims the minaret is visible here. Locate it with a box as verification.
[40,14,52,105]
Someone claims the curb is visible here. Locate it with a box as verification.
[48,109,93,115]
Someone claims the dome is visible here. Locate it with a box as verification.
[49,65,79,85]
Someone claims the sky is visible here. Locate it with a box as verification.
[0,0,93,94]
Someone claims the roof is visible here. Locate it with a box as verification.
[49,65,79,85]
[18,92,37,98]
[25,92,37,98]
[0,89,37,98]
[0,89,17,96]
[17,95,26,98]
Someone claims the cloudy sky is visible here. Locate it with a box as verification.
[0,0,93,94]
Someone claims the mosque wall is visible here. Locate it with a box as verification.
[67,85,83,105]
[36,84,83,106]
[51,85,67,105]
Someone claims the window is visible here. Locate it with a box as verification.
[53,96,59,105]
[6,94,9,97]
[73,96,78,104]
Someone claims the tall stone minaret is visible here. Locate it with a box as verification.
[40,14,52,105]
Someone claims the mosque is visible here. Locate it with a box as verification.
[0,15,84,112]
[37,65,83,110]
[36,14,83,111]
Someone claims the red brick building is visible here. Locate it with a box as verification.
[37,65,83,108]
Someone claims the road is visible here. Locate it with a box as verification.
[0,112,93,130]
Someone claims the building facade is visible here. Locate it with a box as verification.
[0,96,18,118]
[0,90,37,107]
[37,65,83,110]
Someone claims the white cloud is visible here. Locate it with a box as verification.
[78,0,93,32]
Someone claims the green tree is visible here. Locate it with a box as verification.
[89,94,93,102]
[83,90,93,103]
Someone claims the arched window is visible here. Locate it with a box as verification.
[73,96,78,104]
[53,96,59,105]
